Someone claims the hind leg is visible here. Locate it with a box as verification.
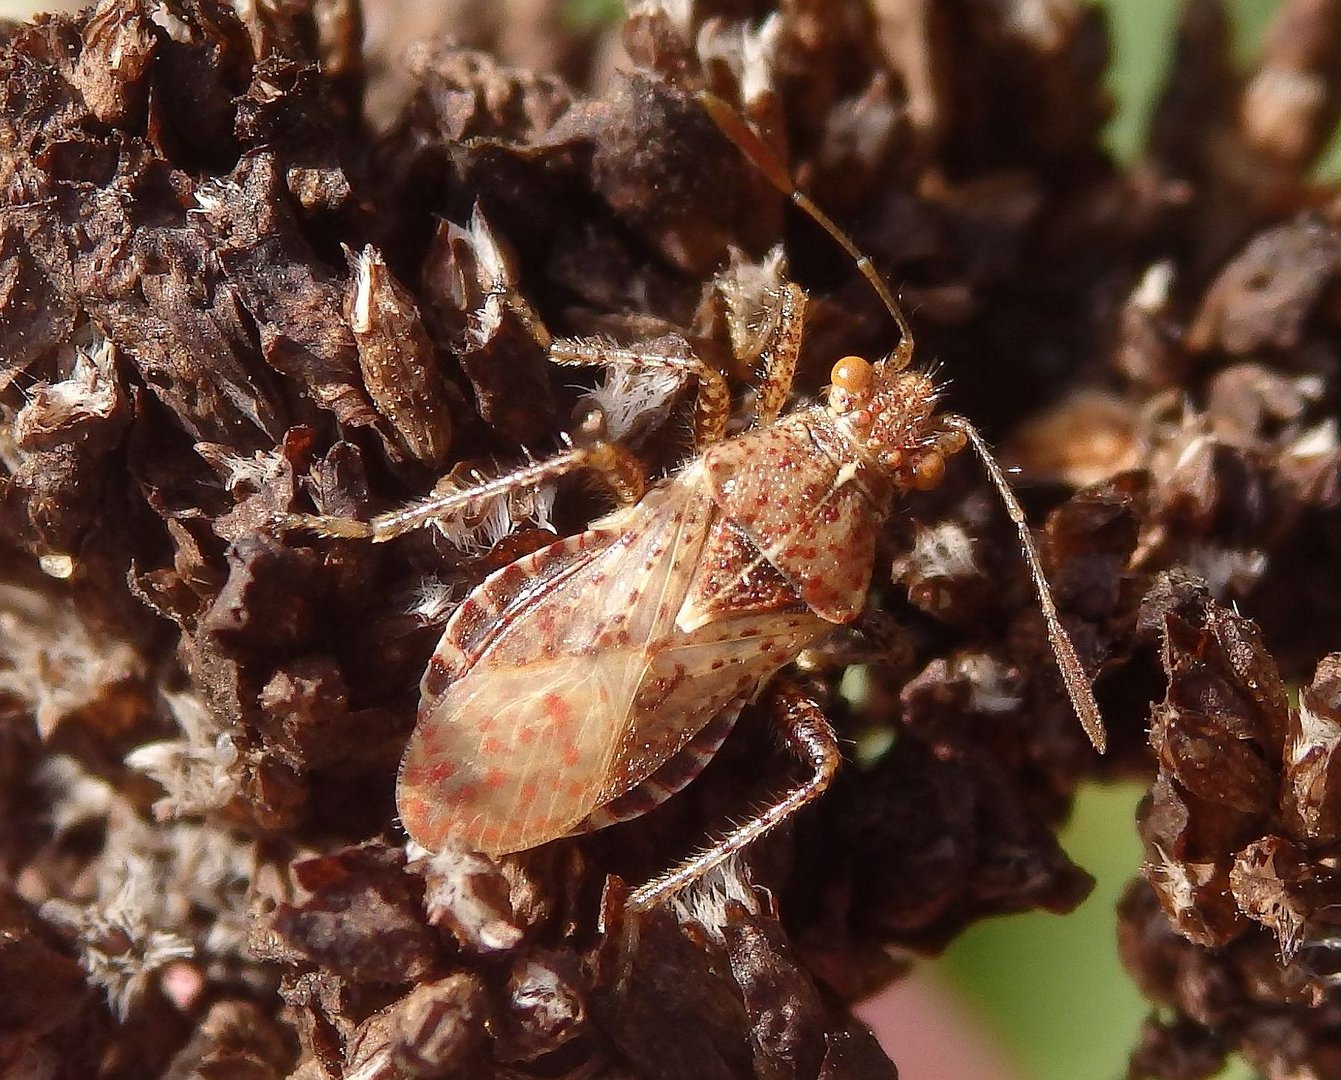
[626,678,839,911]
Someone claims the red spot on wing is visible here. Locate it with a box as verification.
[399,480,720,856]
[400,794,430,824]
[543,691,572,727]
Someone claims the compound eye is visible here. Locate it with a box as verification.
[912,450,946,491]
[830,355,874,399]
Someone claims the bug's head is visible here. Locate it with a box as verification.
[826,355,965,492]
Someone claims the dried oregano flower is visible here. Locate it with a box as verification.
[5,0,1341,1076]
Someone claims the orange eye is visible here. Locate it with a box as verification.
[830,356,874,397]
[912,451,945,491]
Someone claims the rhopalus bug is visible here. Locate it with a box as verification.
[285,92,1106,911]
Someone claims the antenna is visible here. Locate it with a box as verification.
[701,91,1107,753]
[945,418,1107,753]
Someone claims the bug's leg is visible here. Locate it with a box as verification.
[627,679,839,912]
[547,336,731,449]
[276,428,645,543]
[749,282,806,427]
[700,92,918,370]
[490,275,732,448]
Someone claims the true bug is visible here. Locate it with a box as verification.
[284,93,1106,910]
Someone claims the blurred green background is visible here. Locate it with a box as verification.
[1103,0,1279,160]
[935,782,1182,1080]
[934,6,1283,1080]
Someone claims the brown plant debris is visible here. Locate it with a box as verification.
[6,0,1341,1077]
[1120,577,1341,1080]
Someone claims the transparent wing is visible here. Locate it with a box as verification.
[399,477,719,854]
[398,652,634,853]
[596,608,831,802]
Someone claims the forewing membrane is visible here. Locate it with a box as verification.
[597,608,831,801]
[399,477,718,854]
[399,654,631,853]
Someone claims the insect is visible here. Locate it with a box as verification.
[283,93,1106,911]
